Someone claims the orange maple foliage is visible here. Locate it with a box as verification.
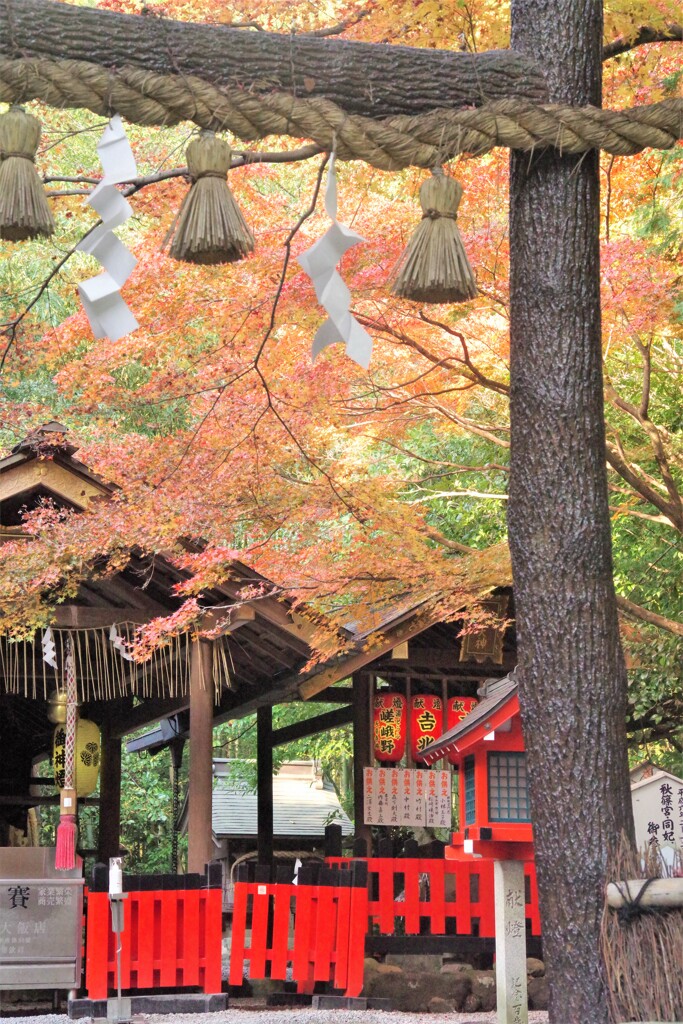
[0,0,680,650]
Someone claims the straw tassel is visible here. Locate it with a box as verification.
[167,131,254,265]
[0,105,54,242]
[391,169,477,304]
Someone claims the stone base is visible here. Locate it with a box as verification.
[312,995,392,1010]
[267,993,314,1007]
[68,993,228,1018]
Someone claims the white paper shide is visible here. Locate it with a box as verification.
[77,115,139,342]
[297,154,372,369]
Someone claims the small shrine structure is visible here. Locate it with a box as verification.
[422,673,533,862]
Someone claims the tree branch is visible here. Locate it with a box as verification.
[603,23,683,60]
[617,595,683,638]
[423,527,476,554]
[0,0,548,117]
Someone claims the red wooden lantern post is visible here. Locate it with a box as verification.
[421,678,534,862]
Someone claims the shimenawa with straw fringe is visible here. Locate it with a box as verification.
[391,169,477,304]
[0,105,54,241]
[167,130,254,265]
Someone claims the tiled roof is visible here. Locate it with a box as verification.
[211,762,353,838]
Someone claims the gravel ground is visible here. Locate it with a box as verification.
[0,1010,550,1024]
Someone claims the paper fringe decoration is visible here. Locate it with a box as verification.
[391,169,477,304]
[109,623,135,661]
[167,131,254,265]
[297,153,372,369]
[76,115,139,342]
[0,625,230,702]
[0,105,54,242]
[42,627,58,669]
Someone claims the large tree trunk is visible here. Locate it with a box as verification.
[0,0,548,117]
[508,2,634,1022]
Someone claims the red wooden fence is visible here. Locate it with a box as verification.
[229,862,369,998]
[327,854,541,938]
[85,866,223,999]
[228,852,540,999]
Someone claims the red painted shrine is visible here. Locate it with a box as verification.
[422,674,534,862]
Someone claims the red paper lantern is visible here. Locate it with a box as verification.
[373,692,407,762]
[411,695,443,762]
[445,696,478,764]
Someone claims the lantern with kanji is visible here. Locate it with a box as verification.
[445,696,478,765]
[411,695,443,762]
[53,719,101,797]
[373,692,407,762]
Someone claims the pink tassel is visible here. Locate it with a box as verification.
[55,815,77,870]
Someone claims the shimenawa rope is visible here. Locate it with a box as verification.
[0,57,681,171]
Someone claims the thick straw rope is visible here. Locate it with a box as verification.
[0,58,681,170]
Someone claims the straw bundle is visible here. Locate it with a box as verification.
[601,833,683,1023]
[0,105,54,241]
[391,169,477,304]
[167,131,254,265]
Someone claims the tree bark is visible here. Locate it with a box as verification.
[508,3,634,1023]
[0,0,548,117]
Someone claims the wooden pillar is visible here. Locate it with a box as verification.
[187,639,214,875]
[97,727,121,862]
[352,672,372,853]
[257,705,273,866]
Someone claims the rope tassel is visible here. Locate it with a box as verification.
[391,169,477,304]
[0,105,54,242]
[167,131,254,265]
[55,636,78,871]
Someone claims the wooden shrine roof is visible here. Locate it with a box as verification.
[420,674,519,764]
[0,426,513,759]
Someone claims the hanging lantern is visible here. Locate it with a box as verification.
[411,695,443,763]
[445,696,478,765]
[373,692,407,763]
[54,719,101,797]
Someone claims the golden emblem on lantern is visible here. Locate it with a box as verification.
[53,719,101,797]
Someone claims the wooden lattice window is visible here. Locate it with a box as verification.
[464,755,476,825]
[488,752,530,823]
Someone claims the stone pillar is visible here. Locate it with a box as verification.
[97,727,121,862]
[494,859,528,1024]
[257,705,273,866]
[187,639,214,874]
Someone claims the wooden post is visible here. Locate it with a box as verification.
[493,860,528,1024]
[257,705,273,866]
[97,727,121,862]
[352,672,372,853]
[187,639,214,874]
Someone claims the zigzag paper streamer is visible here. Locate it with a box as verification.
[109,624,135,661]
[41,627,58,669]
[297,154,372,369]
[77,115,139,342]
